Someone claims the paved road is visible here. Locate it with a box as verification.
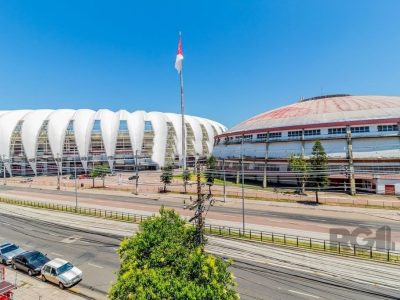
[2,185,400,234]
[1,208,399,299]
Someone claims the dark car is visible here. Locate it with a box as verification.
[12,251,50,276]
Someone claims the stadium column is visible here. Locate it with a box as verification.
[346,126,356,195]
[301,129,305,156]
[263,132,269,188]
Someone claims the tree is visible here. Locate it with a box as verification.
[309,140,329,204]
[90,165,110,188]
[109,207,239,300]
[205,155,217,194]
[160,165,173,192]
[182,169,191,194]
[288,154,308,194]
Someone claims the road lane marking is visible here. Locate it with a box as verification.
[87,262,104,269]
[51,252,64,257]
[288,290,320,298]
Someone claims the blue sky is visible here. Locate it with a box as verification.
[0,1,399,127]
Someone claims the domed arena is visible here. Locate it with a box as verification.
[0,109,226,176]
[213,95,400,195]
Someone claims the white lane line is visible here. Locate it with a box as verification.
[51,252,64,257]
[87,262,104,269]
[288,290,320,298]
[48,233,60,237]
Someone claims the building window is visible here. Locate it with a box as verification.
[378,124,398,132]
[328,128,346,135]
[144,121,153,132]
[243,135,252,142]
[92,120,101,133]
[256,133,268,141]
[119,120,128,132]
[351,126,369,133]
[269,132,282,139]
[304,129,321,136]
[288,130,302,137]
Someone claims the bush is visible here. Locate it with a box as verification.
[109,207,239,300]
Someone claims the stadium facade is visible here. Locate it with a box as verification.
[213,95,400,195]
[0,109,226,176]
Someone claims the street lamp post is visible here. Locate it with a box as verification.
[222,158,226,202]
[135,150,139,195]
[74,148,78,211]
[56,153,60,190]
[2,155,6,186]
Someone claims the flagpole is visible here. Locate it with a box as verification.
[180,68,186,170]
[177,32,186,170]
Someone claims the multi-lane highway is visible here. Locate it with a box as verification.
[0,204,399,299]
[1,185,400,235]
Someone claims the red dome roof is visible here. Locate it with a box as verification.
[223,95,400,136]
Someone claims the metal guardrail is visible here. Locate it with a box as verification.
[205,223,400,263]
[0,197,399,263]
[0,197,151,224]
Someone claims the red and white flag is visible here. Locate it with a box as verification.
[175,33,184,73]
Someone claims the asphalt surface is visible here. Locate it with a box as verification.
[1,212,399,299]
[2,185,400,233]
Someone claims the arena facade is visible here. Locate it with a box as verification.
[213,95,400,195]
[0,109,226,176]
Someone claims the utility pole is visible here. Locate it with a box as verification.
[241,135,245,232]
[189,162,207,245]
[346,126,356,196]
[196,163,204,244]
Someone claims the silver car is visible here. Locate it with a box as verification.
[41,258,83,289]
[0,243,25,265]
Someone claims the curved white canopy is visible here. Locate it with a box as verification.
[21,109,53,174]
[73,109,96,171]
[128,111,146,155]
[47,109,76,171]
[0,110,31,174]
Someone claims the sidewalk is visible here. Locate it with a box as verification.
[4,267,84,300]
[2,173,400,208]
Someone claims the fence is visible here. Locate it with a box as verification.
[205,223,400,263]
[1,197,399,263]
[0,197,151,224]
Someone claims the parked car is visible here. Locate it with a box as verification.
[41,258,83,289]
[12,251,50,276]
[0,243,25,265]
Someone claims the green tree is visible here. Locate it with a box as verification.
[109,207,239,300]
[205,155,217,194]
[90,165,110,188]
[309,140,329,204]
[182,169,191,194]
[288,154,308,194]
[160,165,173,192]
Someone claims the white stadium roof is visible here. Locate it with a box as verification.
[0,109,226,174]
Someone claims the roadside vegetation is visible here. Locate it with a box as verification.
[109,207,239,300]
[160,165,174,192]
[90,165,110,188]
